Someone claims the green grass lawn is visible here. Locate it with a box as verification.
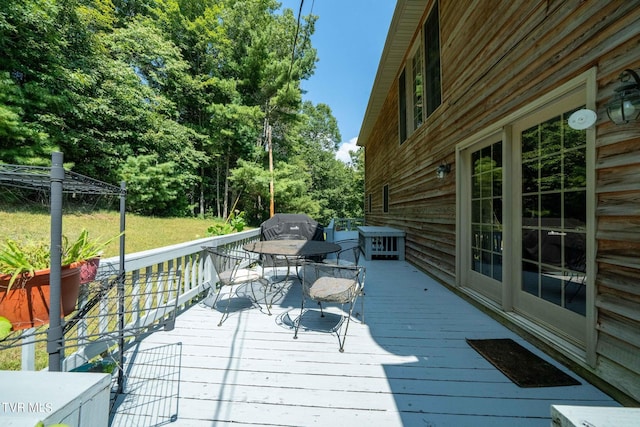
[0,208,234,370]
[0,209,223,257]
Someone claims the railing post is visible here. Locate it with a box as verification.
[326,219,335,242]
[48,152,64,372]
[21,330,35,370]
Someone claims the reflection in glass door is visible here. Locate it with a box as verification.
[519,108,587,318]
[466,140,503,302]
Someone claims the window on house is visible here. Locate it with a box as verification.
[424,1,441,117]
[399,1,440,144]
[411,47,424,130]
[399,69,407,144]
[383,185,389,213]
[368,193,372,213]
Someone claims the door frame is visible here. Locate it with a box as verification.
[458,133,504,305]
[455,68,597,366]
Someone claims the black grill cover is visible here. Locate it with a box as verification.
[260,213,325,241]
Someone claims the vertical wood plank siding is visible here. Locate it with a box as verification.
[362,0,640,402]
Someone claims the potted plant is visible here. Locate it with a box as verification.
[0,229,119,331]
[64,229,121,285]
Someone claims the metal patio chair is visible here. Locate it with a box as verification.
[324,239,361,266]
[294,261,365,352]
[323,239,365,322]
[204,247,268,326]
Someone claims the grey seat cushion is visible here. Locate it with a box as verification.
[309,276,357,303]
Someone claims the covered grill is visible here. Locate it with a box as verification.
[259,214,325,267]
[260,213,325,242]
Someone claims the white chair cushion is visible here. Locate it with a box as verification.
[218,268,261,285]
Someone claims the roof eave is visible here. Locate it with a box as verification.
[357,0,430,147]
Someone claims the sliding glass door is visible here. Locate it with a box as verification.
[513,104,587,344]
[460,89,590,346]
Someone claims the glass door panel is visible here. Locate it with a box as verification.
[468,140,503,300]
[519,108,587,317]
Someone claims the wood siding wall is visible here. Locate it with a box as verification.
[363,0,640,402]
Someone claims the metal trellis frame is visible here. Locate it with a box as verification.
[0,152,126,374]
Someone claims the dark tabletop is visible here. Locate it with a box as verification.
[243,240,340,257]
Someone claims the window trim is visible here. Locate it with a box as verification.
[399,69,407,144]
[424,0,442,117]
[398,0,440,145]
[383,184,389,213]
[408,38,424,131]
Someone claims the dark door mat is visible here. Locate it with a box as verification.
[466,338,581,388]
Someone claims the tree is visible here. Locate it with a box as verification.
[0,0,89,165]
[0,0,364,224]
[290,102,363,224]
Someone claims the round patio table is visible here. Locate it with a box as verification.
[243,240,341,313]
[243,240,340,258]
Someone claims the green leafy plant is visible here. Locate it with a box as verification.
[229,211,246,232]
[0,316,11,340]
[0,239,50,290]
[207,223,234,236]
[62,229,121,265]
[206,211,246,236]
[0,229,121,292]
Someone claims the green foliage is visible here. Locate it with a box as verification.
[0,229,119,291]
[0,0,363,223]
[62,229,122,265]
[206,211,247,236]
[120,154,196,216]
[0,239,49,289]
[0,316,11,340]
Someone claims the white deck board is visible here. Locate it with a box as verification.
[110,260,620,427]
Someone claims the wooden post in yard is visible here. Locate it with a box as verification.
[267,124,275,217]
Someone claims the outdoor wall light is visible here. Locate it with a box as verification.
[606,69,640,124]
[436,162,451,179]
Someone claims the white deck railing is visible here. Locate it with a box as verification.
[10,229,261,371]
[14,220,352,370]
[100,229,261,306]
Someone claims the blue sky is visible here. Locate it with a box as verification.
[278,0,396,162]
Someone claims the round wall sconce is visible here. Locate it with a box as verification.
[606,69,640,124]
[436,162,451,179]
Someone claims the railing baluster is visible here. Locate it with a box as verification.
[144,266,154,316]
[21,330,35,371]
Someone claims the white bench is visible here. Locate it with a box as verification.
[551,405,640,427]
[358,226,406,261]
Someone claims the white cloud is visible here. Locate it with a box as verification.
[336,137,359,164]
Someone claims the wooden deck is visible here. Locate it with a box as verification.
[109,259,619,427]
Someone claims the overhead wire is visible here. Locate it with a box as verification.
[287,0,305,81]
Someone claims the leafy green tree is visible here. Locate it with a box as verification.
[0,0,364,224]
[120,154,196,216]
[289,102,364,224]
[0,0,88,165]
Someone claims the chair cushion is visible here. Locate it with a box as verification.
[309,276,357,303]
[323,259,355,266]
[218,268,262,286]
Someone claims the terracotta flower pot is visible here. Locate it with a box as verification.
[0,266,81,331]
